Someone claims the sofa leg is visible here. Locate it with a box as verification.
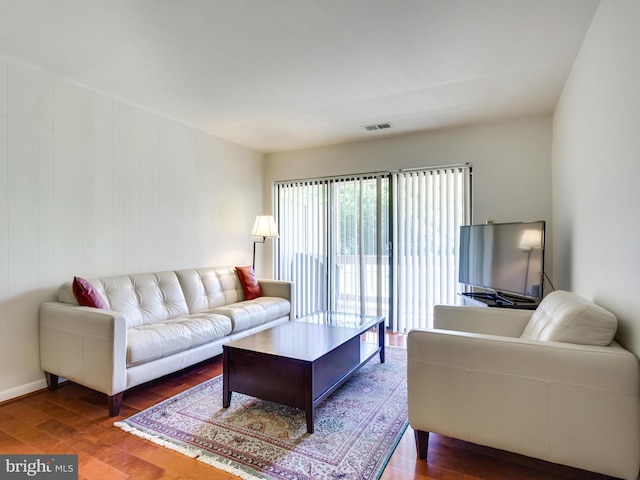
[108,392,124,417]
[414,430,429,460]
[44,372,59,391]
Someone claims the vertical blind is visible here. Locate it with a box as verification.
[391,166,471,332]
[274,165,470,330]
[276,180,329,317]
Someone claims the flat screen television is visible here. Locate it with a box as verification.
[458,221,545,303]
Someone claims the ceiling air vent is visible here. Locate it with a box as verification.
[362,122,392,131]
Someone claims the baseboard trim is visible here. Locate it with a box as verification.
[0,377,49,404]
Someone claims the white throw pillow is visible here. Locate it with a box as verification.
[520,290,617,346]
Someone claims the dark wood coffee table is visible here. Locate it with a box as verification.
[222,311,385,433]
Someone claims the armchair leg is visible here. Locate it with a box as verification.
[108,392,124,417]
[44,372,59,390]
[414,430,429,460]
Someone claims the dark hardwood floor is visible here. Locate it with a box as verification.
[0,333,615,480]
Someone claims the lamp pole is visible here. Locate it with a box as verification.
[252,237,266,270]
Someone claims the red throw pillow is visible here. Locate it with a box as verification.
[235,266,263,301]
[72,276,108,309]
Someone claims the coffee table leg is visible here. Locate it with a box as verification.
[306,408,314,434]
[303,365,314,433]
[223,348,231,407]
[378,320,385,363]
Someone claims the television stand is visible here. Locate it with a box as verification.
[461,292,539,310]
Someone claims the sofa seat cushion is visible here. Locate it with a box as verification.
[126,313,232,367]
[520,290,617,346]
[208,297,291,333]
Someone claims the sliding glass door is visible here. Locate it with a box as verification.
[275,174,389,319]
[274,165,470,331]
[329,176,389,316]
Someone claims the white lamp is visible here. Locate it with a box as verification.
[251,215,279,269]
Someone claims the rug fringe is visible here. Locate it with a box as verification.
[195,453,264,480]
[114,421,200,458]
[114,421,263,480]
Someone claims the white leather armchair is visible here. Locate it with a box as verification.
[407,291,640,480]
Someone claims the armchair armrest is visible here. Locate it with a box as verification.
[40,302,127,396]
[434,305,533,337]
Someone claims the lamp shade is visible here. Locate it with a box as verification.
[519,229,543,251]
[251,215,279,238]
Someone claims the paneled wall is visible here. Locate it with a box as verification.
[0,57,264,401]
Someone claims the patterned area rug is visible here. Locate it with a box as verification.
[115,346,407,480]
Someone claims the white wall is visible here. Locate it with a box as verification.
[0,56,264,402]
[266,114,553,277]
[553,0,640,355]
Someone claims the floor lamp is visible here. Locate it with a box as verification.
[519,229,543,296]
[251,215,279,270]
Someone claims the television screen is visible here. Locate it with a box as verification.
[458,221,545,299]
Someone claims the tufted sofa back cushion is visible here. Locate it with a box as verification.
[175,267,244,313]
[520,290,617,346]
[58,271,190,328]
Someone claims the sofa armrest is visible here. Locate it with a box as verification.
[434,305,533,337]
[258,279,295,320]
[407,329,640,479]
[40,302,127,396]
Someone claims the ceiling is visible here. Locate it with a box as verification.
[0,0,600,153]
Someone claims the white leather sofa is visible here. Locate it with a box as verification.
[40,266,293,416]
[407,290,640,480]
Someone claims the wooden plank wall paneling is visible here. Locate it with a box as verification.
[0,56,264,401]
[0,60,9,390]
